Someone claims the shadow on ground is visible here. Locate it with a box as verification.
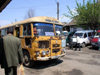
[26,59,63,69]
[52,69,83,75]
[66,69,83,75]
[89,46,99,50]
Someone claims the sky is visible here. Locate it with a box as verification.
[0,0,88,26]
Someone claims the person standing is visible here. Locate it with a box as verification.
[75,35,81,51]
[98,35,100,50]
[0,38,4,65]
[69,36,73,50]
[0,29,23,75]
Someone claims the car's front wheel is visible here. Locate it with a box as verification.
[81,43,86,48]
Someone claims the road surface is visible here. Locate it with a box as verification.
[0,46,100,75]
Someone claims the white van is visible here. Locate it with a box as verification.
[72,30,93,47]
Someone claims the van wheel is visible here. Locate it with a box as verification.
[23,51,33,67]
[81,43,86,48]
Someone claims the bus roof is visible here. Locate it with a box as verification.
[0,16,63,30]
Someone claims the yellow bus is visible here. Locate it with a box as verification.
[0,16,65,67]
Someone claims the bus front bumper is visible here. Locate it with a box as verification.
[37,53,66,61]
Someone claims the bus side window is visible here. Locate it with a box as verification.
[15,27,20,37]
[23,24,31,36]
[1,29,7,37]
[23,25,27,35]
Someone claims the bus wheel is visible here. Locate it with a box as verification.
[23,51,33,67]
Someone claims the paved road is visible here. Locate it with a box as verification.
[1,46,100,75]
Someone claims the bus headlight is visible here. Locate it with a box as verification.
[36,51,40,56]
[46,51,49,55]
[42,51,46,56]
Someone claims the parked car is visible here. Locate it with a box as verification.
[72,30,94,47]
[93,30,100,38]
[91,30,100,48]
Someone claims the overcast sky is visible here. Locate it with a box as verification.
[0,0,89,26]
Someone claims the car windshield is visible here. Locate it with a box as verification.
[74,33,83,37]
[33,23,54,36]
[55,25,63,35]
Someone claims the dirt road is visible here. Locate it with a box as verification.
[0,47,100,75]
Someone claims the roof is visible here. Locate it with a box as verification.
[68,19,76,26]
[63,19,76,26]
[0,16,63,29]
[0,0,11,12]
[75,30,93,33]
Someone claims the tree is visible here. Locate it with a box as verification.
[24,9,35,19]
[97,0,100,3]
[64,0,100,30]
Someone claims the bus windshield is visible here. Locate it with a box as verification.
[55,25,63,35]
[33,23,54,36]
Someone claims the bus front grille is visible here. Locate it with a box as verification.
[52,49,60,53]
[39,41,49,48]
[53,44,60,47]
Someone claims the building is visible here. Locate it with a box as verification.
[63,19,83,32]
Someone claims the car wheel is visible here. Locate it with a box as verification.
[81,43,86,48]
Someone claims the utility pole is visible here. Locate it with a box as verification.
[57,1,59,20]
[97,0,98,3]
[83,0,85,5]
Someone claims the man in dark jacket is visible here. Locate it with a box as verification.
[0,29,23,75]
[0,38,4,65]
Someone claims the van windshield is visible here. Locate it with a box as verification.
[74,33,83,37]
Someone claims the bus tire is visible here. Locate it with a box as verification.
[23,51,33,67]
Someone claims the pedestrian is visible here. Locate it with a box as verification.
[0,37,4,65]
[75,35,81,51]
[0,29,23,75]
[98,35,100,50]
[69,36,73,50]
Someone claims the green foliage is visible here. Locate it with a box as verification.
[64,0,100,30]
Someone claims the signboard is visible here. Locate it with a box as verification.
[45,32,54,36]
